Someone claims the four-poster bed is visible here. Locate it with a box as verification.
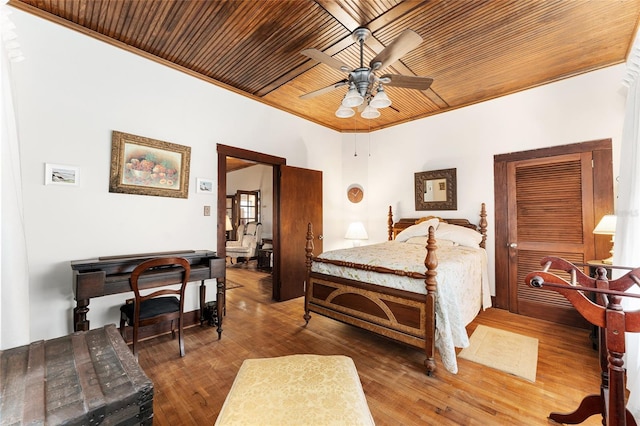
[304,203,489,375]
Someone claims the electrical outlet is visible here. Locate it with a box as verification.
[204,205,211,216]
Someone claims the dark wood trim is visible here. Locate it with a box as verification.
[494,139,611,162]
[216,144,286,300]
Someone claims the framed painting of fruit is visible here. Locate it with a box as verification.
[109,131,191,198]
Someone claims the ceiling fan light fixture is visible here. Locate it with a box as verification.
[335,105,355,118]
[342,85,364,108]
[361,105,380,119]
[370,86,391,108]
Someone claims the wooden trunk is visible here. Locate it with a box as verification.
[0,324,153,425]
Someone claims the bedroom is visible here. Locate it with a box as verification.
[1,1,639,424]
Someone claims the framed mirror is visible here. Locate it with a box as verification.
[414,168,457,210]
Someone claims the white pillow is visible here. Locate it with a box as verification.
[395,218,439,242]
[405,236,458,247]
[435,222,483,248]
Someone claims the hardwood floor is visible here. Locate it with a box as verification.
[136,263,603,425]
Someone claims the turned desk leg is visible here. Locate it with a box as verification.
[74,299,90,332]
[199,281,206,325]
[216,277,225,339]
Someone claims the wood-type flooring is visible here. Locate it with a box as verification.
[135,263,605,425]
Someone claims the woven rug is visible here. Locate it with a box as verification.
[458,325,538,382]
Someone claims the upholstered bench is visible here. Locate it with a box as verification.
[215,354,375,425]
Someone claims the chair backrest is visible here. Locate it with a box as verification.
[242,222,263,247]
[129,257,191,315]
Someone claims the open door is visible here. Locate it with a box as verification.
[276,165,323,301]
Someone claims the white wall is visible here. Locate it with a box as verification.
[356,64,627,294]
[4,9,342,345]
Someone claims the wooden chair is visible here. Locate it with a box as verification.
[119,257,191,357]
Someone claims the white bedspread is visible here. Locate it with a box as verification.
[311,240,491,374]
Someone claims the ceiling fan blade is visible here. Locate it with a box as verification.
[380,74,433,90]
[369,29,423,70]
[299,79,349,100]
[301,49,352,72]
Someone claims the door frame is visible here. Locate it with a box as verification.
[493,139,614,310]
[217,144,286,300]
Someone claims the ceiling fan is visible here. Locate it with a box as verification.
[300,27,433,119]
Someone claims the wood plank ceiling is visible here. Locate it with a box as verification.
[9,0,640,132]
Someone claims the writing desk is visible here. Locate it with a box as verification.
[71,250,225,338]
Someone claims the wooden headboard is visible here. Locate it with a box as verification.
[387,203,488,248]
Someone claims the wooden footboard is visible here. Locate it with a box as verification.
[303,223,439,375]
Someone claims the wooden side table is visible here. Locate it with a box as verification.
[257,248,272,272]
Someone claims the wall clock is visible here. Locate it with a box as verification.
[347,184,364,203]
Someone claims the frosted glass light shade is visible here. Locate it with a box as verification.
[335,105,355,118]
[361,105,380,119]
[370,87,391,108]
[342,86,364,107]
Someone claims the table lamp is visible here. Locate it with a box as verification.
[593,214,616,264]
[345,222,368,247]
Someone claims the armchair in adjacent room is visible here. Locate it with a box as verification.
[226,221,262,264]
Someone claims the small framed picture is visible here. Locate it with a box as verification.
[196,177,214,194]
[45,163,80,186]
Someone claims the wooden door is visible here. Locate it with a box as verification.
[277,165,323,301]
[494,140,614,328]
[507,153,594,327]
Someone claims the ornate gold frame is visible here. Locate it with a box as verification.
[414,168,457,210]
[109,131,191,198]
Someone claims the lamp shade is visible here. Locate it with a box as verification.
[225,215,233,231]
[593,215,616,235]
[370,86,391,108]
[335,105,355,118]
[345,222,368,240]
[361,105,380,119]
[342,85,364,108]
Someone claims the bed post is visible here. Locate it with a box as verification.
[387,206,394,241]
[424,225,438,376]
[303,223,314,325]
[479,202,487,249]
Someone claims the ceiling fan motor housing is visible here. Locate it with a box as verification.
[352,68,374,97]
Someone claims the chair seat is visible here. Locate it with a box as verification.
[120,297,180,325]
[226,246,252,255]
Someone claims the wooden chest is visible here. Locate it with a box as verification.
[0,324,153,425]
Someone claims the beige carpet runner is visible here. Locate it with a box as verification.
[458,325,539,382]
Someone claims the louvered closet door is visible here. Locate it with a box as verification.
[506,152,595,329]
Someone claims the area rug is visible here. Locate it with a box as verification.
[458,325,538,382]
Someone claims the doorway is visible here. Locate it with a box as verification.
[493,139,614,328]
[217,144,323,301]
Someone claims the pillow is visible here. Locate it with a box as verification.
[435,222,483,248]
[405,236,457,247]
[395,218,439,242]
